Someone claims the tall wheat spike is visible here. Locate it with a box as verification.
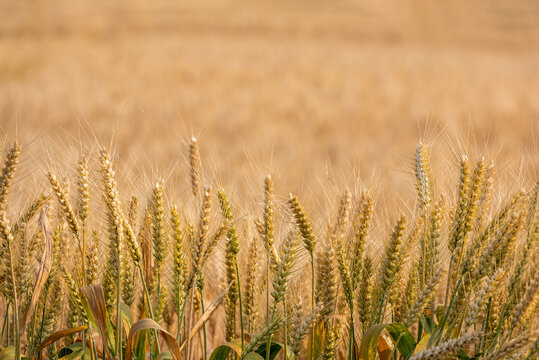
[189,137,201,198]
[150,179,167,299]
[217,189,240,342]
[0,142,21,360]
[374,214,407,322]
[415,142,432,213]
[171,205,187,341]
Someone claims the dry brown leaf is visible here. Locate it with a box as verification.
[80,285,111,359]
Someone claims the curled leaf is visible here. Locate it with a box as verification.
[124,318,181,360]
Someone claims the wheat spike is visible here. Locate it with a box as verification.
[374,214,407,321]
[244,238,260,332]
[171,206,187,315]
[449,155,470,253]
[189,137,201,197]
[0,141,20,210]
[415,142,432,213]
[0,142,21,359]
[47,172,80,239]
[76,154,90,223]
[489,332,538,360]
[150,179,167,287]
[336,238,354,310]
[510,271,539,330]
[263,175,276,250]
[357,255,373,326]
[289,304,319,357]
[321,324,339,360]
[289,193,317,255]
[193,186,211,267]
[316,245,337,320]
[409,332,481,360]
[272,231,299,305]
[404,267,442,327]
[217,189,240,340]
[12,193,50,235]
[350,191,373,288]
[86,231,99,285]
[329,189,352,244]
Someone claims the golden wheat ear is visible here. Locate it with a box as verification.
[217,189,241,341]
[415,142,432,213]
[0,141,20,209]
[189,137,201,198]
[289,193,316,255]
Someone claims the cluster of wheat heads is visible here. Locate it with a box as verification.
[0,139,537,360]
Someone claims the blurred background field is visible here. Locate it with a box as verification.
[1,0,538,213]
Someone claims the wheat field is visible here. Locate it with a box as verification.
[0,0,538,359]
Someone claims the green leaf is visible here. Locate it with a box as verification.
[254,342,282,360]
[210,345,234,360]
[456,349,471,360]
[58,342,92,360]
[59,351,83,360]
[111,302,134,335]
[419,315,435,335]
[243,353,265,360]
[209,343,242,360]
[59,349,85,360]
[384,324,417,359]
[0,346,15,360]
[359,324,389,360]
[253,341,295,360]
[133,328,148,360]
[105,315,117,356]
[59,345,75,357]
[435,306,446,323]
[359,323,417,360]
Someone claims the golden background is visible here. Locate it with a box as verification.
[1,0,538,210]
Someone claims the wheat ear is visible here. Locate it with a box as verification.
[409,332,481,360]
